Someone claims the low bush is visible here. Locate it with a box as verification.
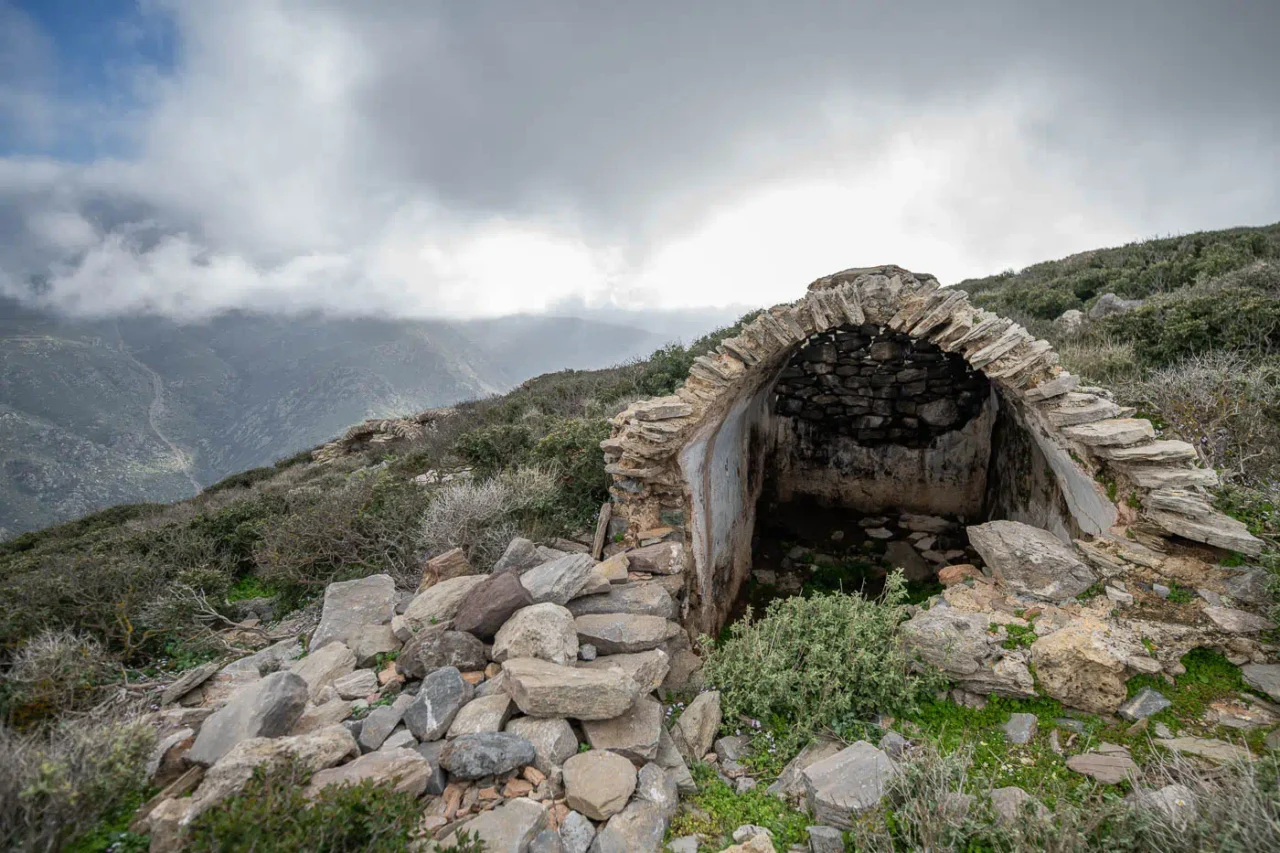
[5,629,117,724]
[701,572,940,755]
[0,719,154,853]
[418,467,561,569]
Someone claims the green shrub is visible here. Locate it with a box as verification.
[0,720,154,853]
[454,423,535,476]
[418,467,560,569]
[527,417,612,529]
[701,572,940,755]
[4,630,117,725]
[186,760,423,852]
[666,763,810,850]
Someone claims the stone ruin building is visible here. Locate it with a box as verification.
[603,265,1271,713]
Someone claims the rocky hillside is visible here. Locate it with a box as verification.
[0,302,700,536]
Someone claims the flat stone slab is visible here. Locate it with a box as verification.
[290,642,356,701]
[968,520,1096,601]
[574,613,680,654]
[577,649,670,693]
[502,658,639,720]
[1119,686,1172,721]
[1204,606,1275,634]
[398,629,487,678]
[1066,744,1137,784]
[1157,736,1253,764]
[403,574,487,628]
[310,574,397,651]
[566,583,677,619]
[671,690,721,761]
[188,671,308,766]
[440,731,536,779]
[1242,663,1280,701]
[440,797,548,853]
[802,741,896,829]
[447,694,514,738]
[590,800,667,853]
[303,747,430,797]
[521,553,598,605]
[1001,712,1038,745]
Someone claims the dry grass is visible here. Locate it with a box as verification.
[417,467,560,570]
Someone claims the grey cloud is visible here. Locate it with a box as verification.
[1,0,1278,319]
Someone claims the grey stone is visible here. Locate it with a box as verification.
[440,732,536,779]
[505,716,579,774]
[655,728,696,793]
[919,398,959,427]
[442,797,548,853]
[188,671,309,766]
[530,828,566,853]
[582,695,663,762]
[1243,664,1280,701]
[398,629,487,678]
[563,749,637,820]
[1002,712,1038,745]
[1224,568,1274,607]
[1131,783,1196,828]
[808,825,844,853]
[304,747,430,797]
[667,836,699,853]
[493,537,546,575]
[413,738,450,794]
[1156,736,1253,764]
[310,574,397,651]
[1198,588,1224,606]
[453,570,535,639]
[802,741,896,829]
[624,542,684,575]
[672,690,721,761]
[635,763,680,819]
[715,735,751,762]
[559,810,596,853]
[733,825,772,843]
[493,603,580,665]
[447,693,514,738]
[521,553,598,605]
[403,574,487,628]
[502,658,640,721]
[567,583,677,619]
[333,668,379,700]
[1119,687,1172,721]
[878,731,909,758]
[1089,293,1143,320]
[575,614,681,654]
[579,650,670,693]
[990,786,1048,824]
[403,666,473,741]
[967,520,1096,601]
[380,727,417,751]
[734,777,758,794]
[590,800,666,853]
[767,738,843,800]
[358,693,413,752]
[1066,744,1138,784]
[1153,583,1171,599]
[290,642,357,701]
[579,644,597,661]
[1204,606,1275,634]
[1106,586,1135,607]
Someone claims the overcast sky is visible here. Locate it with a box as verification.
[1,1,1278,320]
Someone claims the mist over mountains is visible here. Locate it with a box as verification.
[0,298,741,536]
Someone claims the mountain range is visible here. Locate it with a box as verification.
[0,299,740,536]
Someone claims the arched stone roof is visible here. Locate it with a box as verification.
[602,265,1260,557]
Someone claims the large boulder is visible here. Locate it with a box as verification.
[581,695,663,762]
[900,608,1036,698]
[452,570,535,639]
[574,614,680,655]
[671,690,721,761]
[289,642,356,701]
[1031,622,1128,713]
[521,554,598,605]
[967,521,1096,601]
[402,575,488,628]
[398,629,487,679]
[502,658,639,720]
[562,749,637,820]
[566,583,677,619]
[440,797,547,853]
[802,741,896,829]
[403,666,473,742]
[310,574,396,651]
[303,747,431,797]
[188,671,309,766]
[440,732,537,779]
[492,603,579,665]
[578,650,670,693]
[590,800,667,853]
[1089,293,1143,321]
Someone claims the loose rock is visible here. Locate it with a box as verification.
[562,749,637,820]
[440,732,537,779]
[304,747,430,797]
[403,666,472,742]
[398,629,488,679]
[502,658,639,720]
[802,741,896,828]
[968,520,1096,600]
[582,695,663,762]
[493,603,579,665]
[310,574,397,651]
[447,694,514,738]
[452,570,535,639]
[188,671,309,767]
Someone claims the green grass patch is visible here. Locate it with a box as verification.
[666,763,810,852]
[999,622,1037,650]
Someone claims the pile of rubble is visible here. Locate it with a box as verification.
[134,536,707,852]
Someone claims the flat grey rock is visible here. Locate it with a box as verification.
[581,695,663,762]
[402,574,487,628]
[589,800,666,853]
[635,762,680,820]
[403,666,472,742]
[802,741,896,829]
[529,828,566,853]
[671,690,721,761]
[563,749,637,820]
[1204,606,1275,634]
[446,694,514,738]
[807,825,844,853]
[493,537,545,575]
[441,796,547,853]
[1066,745,1137,784]
[413,738,450,795]
[558,810,596,853]
[440,731,536,779]
[990,786,1048,824]
[289,641,356,701]
[188,671,308,766]
[1119,686,1172,721]
[504,716,579,774]
[502,657,639,721]
[575,613,680,655]
[767,738,842,800]
[1224,568,1273,607]
[654,728,696,793]
[310,574,396,651]
[521,553,598,605]
[398,629,487,678]
[967,520,1096,600]
[1002,712,1038,745]
[577,649,670,693]
[566,583,677,619]
[358,693,413,752]
[493,602,579,665]
[1243,663,1280,701]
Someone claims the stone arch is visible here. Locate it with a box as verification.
[602,265,1260,633]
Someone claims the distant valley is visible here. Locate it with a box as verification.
[0,299,738,536]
